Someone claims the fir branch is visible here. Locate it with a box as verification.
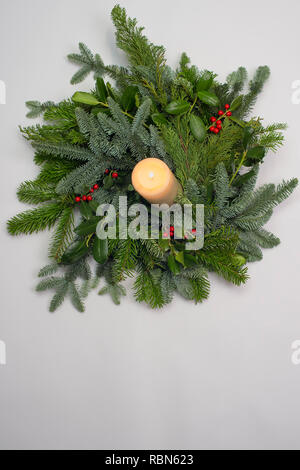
[68,42,105,84]
[17,180,57,205]
[134,267,166,308]
[7,203,64,235]
[32,142,92,162]
[49,206,75,261]
[111,5,165,68]
[26,100,55,118]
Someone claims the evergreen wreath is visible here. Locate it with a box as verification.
[7,5,298,311]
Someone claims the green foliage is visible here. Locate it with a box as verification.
[17,180,57,205]
[7,203,64,235]
[26,100,54,118]
[49,206,75,261]
[134,267,166,308]
[111,5,165,68]
[68,42,105,84]
[8,5,298,311]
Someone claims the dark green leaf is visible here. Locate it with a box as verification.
[229,116,246,127]
[175,251,185,266]
[196,71,213,91]
[233,167,257,188]
[103,174,114,189]
[197,90,220,107]
[165,100,190,115]
[152,113,168,126]
[189,114,207,142]
[61,240,89,264]
[167,254,181,274]
[230,95,243,111]
[243,126,255,149]
[184,253,198,267]
[95,78,108,102]
[106,82,117,100]
[245,146,266,165]
[93,237,108,264]
[121,86,138,112]
[75,216,100,236]
[80,201,93,219]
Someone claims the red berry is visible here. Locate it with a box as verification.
[192,228,197,234]
[112,172,118,179]
[224,104,230,110]
[213,128,219,134]
[226,111,232,116]
[216,120,222,125]
[209,126,215,132]
[210,116,216,123]
[104,169,109,175]
[82,195,87,201]
[75,196,81,203]
[87,195,93,201]
[90,188,94,193]
[218,110,224,116]
[216,123,222,129]
[93,184,99,190]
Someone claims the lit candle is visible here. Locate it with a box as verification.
[131,158,181,205]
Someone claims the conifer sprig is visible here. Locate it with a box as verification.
[7,5,298,311]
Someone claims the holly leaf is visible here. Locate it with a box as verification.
[165,100,190,115]
[189,114,207,142]
[197,90,220,107]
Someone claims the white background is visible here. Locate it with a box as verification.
[0,0,299,450]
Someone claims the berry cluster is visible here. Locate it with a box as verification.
[162,227,197,239]
[74,169,119,203]
[163,225,175,239]
[209,104,232,134]
[75,183,99,203]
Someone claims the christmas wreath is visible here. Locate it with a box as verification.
[7,5,298,311]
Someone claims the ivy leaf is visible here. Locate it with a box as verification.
[197,90,220,107]
[165,100,190,115]
[72,92,100,106]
